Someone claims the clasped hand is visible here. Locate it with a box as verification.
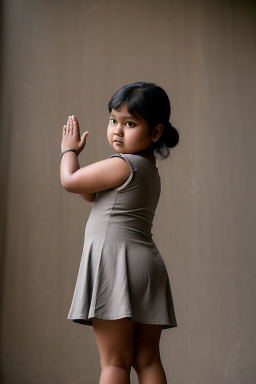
[61,115,89,154]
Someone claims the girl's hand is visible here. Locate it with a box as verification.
[61,115,89,154]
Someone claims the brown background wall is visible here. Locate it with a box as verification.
[1,0,256,383]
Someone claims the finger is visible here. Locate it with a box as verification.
[63,125,67,136]
[67,116,72,132]
[70,115,74,135]
[72,115,80,135]
[80,131,89,145]
[82,131,90,138]
[72,115,79,126]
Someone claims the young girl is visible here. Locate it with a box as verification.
[60,82,179,384]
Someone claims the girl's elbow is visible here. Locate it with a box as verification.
[80,193,96,202]
[61,178,76,193]
[61,178,88,194]
[61,182,71,192]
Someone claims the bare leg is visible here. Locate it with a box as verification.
[132,323,167,384]
[92,318,136,384]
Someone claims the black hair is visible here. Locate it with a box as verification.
[108,82,179,159]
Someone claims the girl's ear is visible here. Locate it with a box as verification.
[152,124,164,142]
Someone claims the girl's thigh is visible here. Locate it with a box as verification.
[133,323,163,369]
[92,318,136,368]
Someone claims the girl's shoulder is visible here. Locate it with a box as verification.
[110,153,158,172]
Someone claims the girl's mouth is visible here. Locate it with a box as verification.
[113,136,122,144]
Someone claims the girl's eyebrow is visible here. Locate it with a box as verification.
[110,113,136,120]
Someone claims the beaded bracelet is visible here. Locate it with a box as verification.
[60,149,78,159]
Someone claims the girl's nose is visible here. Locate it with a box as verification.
[114,124,123,136]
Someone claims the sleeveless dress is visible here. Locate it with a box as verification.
[67,153,177,329]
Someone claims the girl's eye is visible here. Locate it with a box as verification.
[111,119,117,124]
[126,121,135,127]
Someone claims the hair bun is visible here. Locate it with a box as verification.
[166,122,179,148]
[153,122,179,159]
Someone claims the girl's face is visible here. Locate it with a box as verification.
[107,104,154,155]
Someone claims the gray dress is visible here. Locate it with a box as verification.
[67,153,177,329]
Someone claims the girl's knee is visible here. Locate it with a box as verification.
[101,354,133,371]
[132,350,161,373]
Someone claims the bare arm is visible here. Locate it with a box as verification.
[60,116,130,195]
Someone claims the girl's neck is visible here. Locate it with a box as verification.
[134,149,156,166]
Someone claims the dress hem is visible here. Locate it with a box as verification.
[67,314,177,330]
